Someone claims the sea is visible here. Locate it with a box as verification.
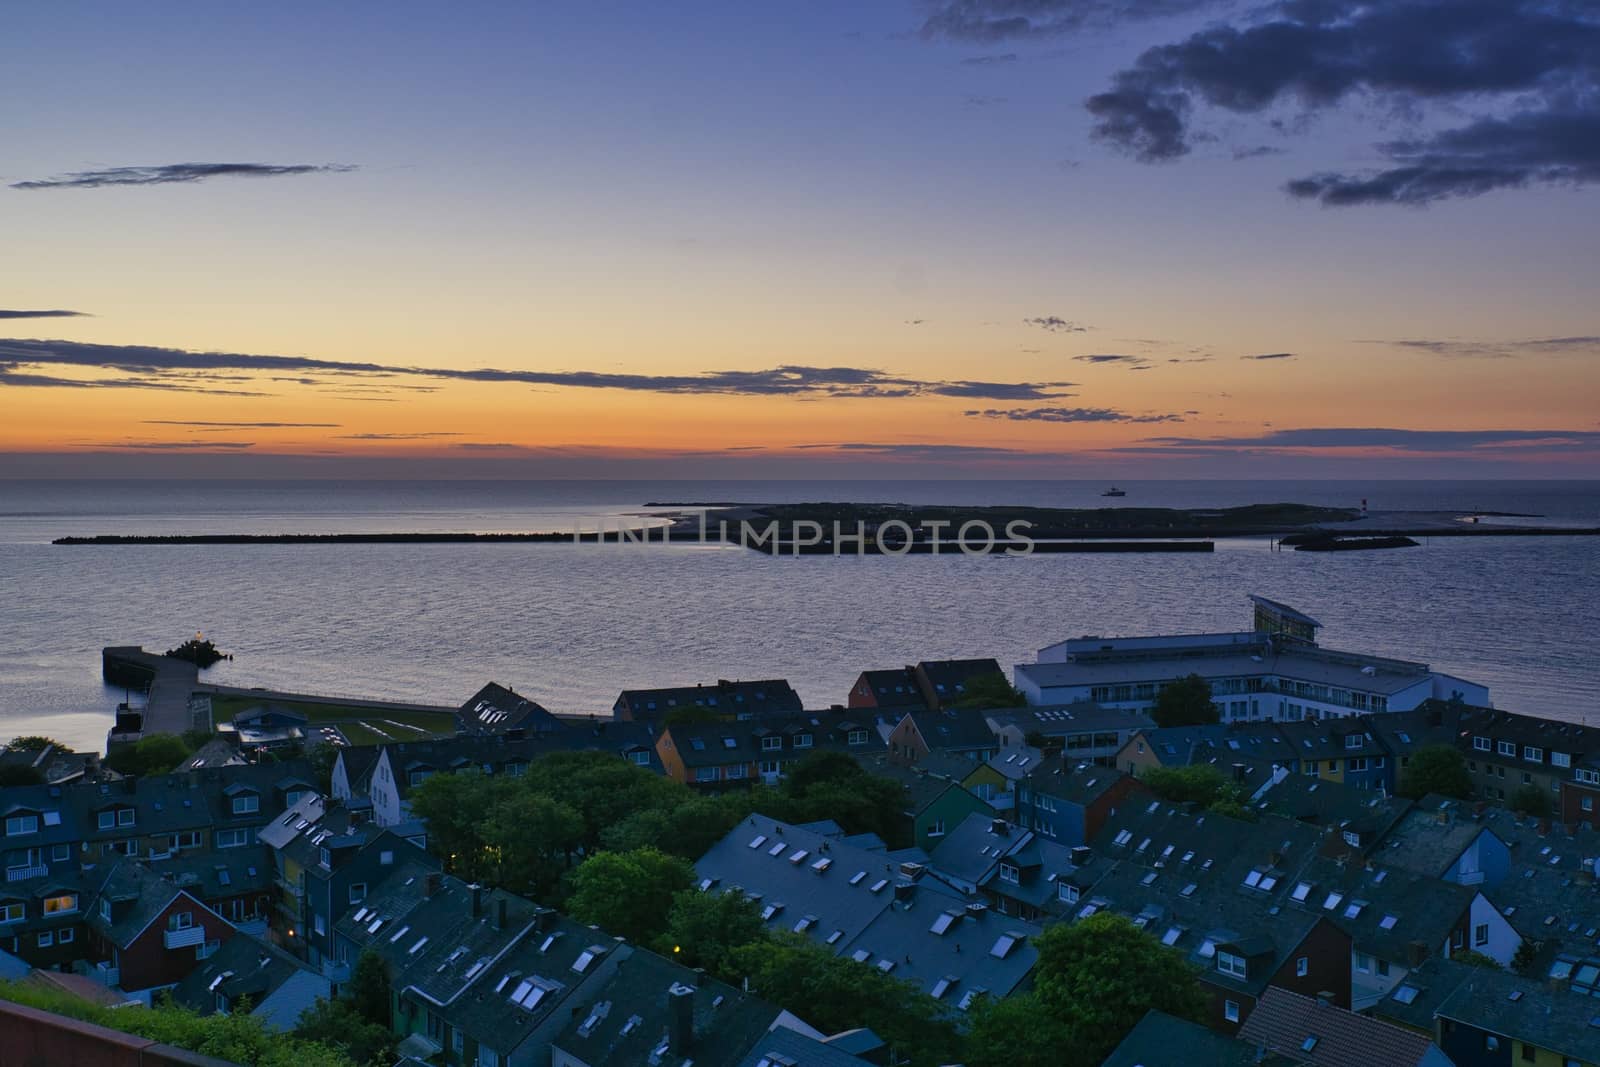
[1,479,1596,752]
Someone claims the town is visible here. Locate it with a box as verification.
[2,597,1598,1067]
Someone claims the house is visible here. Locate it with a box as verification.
[693,815,1039,1006]
[988,702,1152,766]
[1250,776,1412,850]
[885,709,998,765]
[846,668,927,711]
[926,812,1089,922]
[0,869,93,971]
[656,711,884,791]
[456,681,563,737]
[1457,705,1600,807]
[258,792,438,978]
[1432,963,1600,1067]
[1014,760,1147,847]
[169,932,331,1031]
[846,658,1007,713]
[550,950,791,1067]
[1016,597,1489,721]
[1105,1009,1279,1067]
[1115,723,1301,792]
[962,746,1043,811]
[84,858,238,994]
[1081,801,1356,1031]
[331,745,383,804]
[854,754,996,851]
[224,705,308,750]
[1476,814,1600,975]
[1369,798,1512,889]
[612,679,803,721]
[733,1026,881,1067]
[1560,750,1600,828]
[1236,987,1451,1067]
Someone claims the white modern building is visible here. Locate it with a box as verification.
[1013,596,1489,723]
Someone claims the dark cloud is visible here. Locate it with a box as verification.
[1086,0,1600,204]
[961,53,1020,65]
[1074,353,1153,367]
[0,309,89,319]
[822,442,1027,457]
[1231,145,1285,160]
[142,420,340,429]
[1374,335,1600,358]
[919,0,1219,42]
[0,361,270,396]
[1138,426,1600,452]
[105,440,256,450]
[12,162,357,190]
[1242,352,1295,360]
[0,338,1075,401]
[1024,316,1089,332]
[335,432,465,440]
[967,405,1186,423]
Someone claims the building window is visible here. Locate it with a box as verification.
[479,1051,499,1067]
[42,894,77,915]
[0,903,24,924]
[50,844,70,862]
[1583,796,1594,813]
[1217,951,1248,979]
[695,767,718,782]
[1552,752,1571,769]
[216,829,249,848]
[928,820,946,837]
[197,940,219,960]
[314,914,326,935]
[4,815,38,836]
[1224,1000,1240,1023]
[1473,737,1491,751]
[1296,956,1308,977]
[452,1030,464,1053]
[37,931,53,948]
[1525,746,1543,762]
[117,809,135,827]
[1486,1036,1499,1052]
[231,795,260,815]
[1475,923,1489,946]
[1497,741,1515,757]
[97,811,115,830]
[999,864,1020,884]
[761,736,782,752]
[169,912,194,930]
[1059,883,1080,904]
[349,883,367,904]
[59,928,74,944]
[848,730,869,746]
[795,734,813,749]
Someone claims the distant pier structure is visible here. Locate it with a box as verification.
[101,646,203,745]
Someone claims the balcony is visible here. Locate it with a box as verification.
[5,864,48,883]
[164,925,205,950]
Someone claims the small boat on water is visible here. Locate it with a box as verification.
[1101,487,1126,497]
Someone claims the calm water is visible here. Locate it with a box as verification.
[1,479,1597,750]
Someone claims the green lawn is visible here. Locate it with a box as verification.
[209,694,457,744]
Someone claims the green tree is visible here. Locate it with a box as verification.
[105,733,192,777]
[482,791,585,896]
[656,887,766,978]
[0,764,44,787]
[952,673,1026,710]
[1140,765,1228,805]
[1397,744,1473,800]
[1455,950,1503,970]
[566,847,695,945]
[1030,913,1208,1062]
[4,735,62,753]
[1150,675,1219,728]
[964,993,1086,1067]
[294,997,395,1066]
[346,949,392,1028]
[407,771,499,878]
[727,935,963,1067]
[766,750,912,848]
[524,751,691,849]
[1510,784,1551,818]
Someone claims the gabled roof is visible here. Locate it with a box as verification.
[982,745,1045,782]
[735,1026,880,1067]
[457,681,562,736]
[913,658,1005,706]
[552,950,779,1067]
[1105,1009,1282,1067]
[88,858,227,949]
[616,678,804,717]
[1238,987,1436,1067]
[852,668,928,710]
[899,709,997,753]
[170,933,321,1017]
[1280,857,1477,965]
[1369,798,1495,880]
[1020,759,1138,809]
[988,701,1153,738]
[1434,961,1600,1061]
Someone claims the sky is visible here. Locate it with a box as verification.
[2,0,1597,478]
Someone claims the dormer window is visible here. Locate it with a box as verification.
[1216,950,1248,979]
[999,863,1020,885]
[232,795,260,815]
[4,814,37,836]
[43,894,77,915]
[761,736,782,752]
[794,734,813,748]
[117,809,135,828]
[1058,882,1080,904]
[848,730,869,746]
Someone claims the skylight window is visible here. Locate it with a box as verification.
[990,932,1023,959]
[1162,927,1183,946]
[1322,892,1343,911]
[1379,915,1398,930]
[931,975,957,999]
[1343,900,1365,919]
[1142,871,1158,886]
[748,835,767,849]
[761,902,783,921]
[826,929,844,945]
[958,987,989,1011]
[788,849,808,864]
[810,857,832,873]
[1243,870,1263,889]
[1113,830,1133,847]
[573,947,600,973]
[1180,883,1197,898]
[1391,985,1419,1004]
[850,870,867,885]
[876,958,895,973]
[1198,938,1216,959]
[852,949,871,963]
[409,936,429,955]
[930,912,959,935]
[870,878,889,893]
[1291,882,1312,903]
[389,925,410,943]
[794,915,817,934]
[768,841,786,856]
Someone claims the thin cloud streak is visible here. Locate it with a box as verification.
[12,163,357,190]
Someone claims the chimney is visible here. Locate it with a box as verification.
[1406,941,1429,968]
[894,881,916,904]
[1232,763,1247,783]
[471,884,484,918]
[667,983,696,1053]
[495,897,508,930]
[1070,845,1092,867]
[1315,991,1335,1008]
[990,818,1009,836]
[424,872,442,898]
